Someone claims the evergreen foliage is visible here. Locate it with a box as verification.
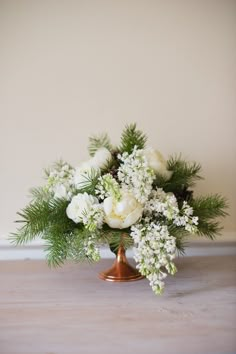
[119,123,147,154]
[190,194,228,239]
[88,133,113,157]
[100,227,134,254]
[168,224,189,255]
[154,155,203,194]
[75,168,100,195]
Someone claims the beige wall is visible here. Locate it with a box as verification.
[0,0,235,238]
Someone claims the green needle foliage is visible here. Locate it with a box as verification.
[75,168,100,195]
[29,186,52,201]
[100,227,134,254]
[166,155,202,190]
[190,194,228,239]
[10,195,102,266]
[88,133,113,157]
[119,123,147,154]
[168,224,189,255]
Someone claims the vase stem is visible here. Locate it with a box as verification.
[99,244,144,282]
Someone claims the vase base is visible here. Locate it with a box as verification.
[99,259,144,282]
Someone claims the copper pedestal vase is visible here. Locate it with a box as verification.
[99,245,144,282]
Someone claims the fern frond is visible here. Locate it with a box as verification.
[119,123,147,154]
[88,133,113,157]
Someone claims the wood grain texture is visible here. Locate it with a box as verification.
[1,256,236,354]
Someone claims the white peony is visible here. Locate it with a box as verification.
[103,191,143,229]
[143,147,172,180]
[66,193,99,224]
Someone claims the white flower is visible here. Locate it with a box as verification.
[118,148,155,204]
[73,148,112,189]
[46,162,75,200]
[143,147,172,180]
[73,165,99,189]
[66,193,99,224]
[92,147,112,169]
[96,174,121,200]
[54,184,70,199]
[103,191,143,229]
[131,222,177,294]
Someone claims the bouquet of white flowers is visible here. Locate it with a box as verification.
[12,124,227,295]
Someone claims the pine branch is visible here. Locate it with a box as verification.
[154,155,203,193]
[44,159,72,178]
[195,220,223,240]
[67,228,99,263]
[88,133,113,157]
[119,123,147,154]
[44,224,69,267]
[29,186,52,201]
[190,194,228,220]
[168,224,189,255]
[10,198,73,245]
[189,194,228,240]
[100,227,134,254]
[100,155,119,174]
[76,168,100,195]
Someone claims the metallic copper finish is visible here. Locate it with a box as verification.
[99,245,144,282]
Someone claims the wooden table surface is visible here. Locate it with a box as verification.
[1,255,236,354]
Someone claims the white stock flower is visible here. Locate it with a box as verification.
[66,193,99,224]
[46,162,75,200]
[118,148,155,204]
[103,191,143,229]
[143,147,172,180]
[131,222,177,295]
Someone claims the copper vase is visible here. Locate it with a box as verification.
[99,245,144,282]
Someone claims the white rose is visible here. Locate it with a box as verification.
[143,147,172,180]
[91,147,112,169]
[66,193,99,223]
[103,191,143,229]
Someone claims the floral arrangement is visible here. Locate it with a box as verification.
[12,124,227,295]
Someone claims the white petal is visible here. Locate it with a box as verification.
[122,206,143,228]
[105,216,123,229]
[103,197,113,215]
